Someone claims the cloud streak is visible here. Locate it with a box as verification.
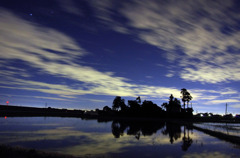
[92,0,240,84]
[0,8,182,101]
[1,4,239,112]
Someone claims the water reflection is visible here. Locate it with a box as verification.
[181,125,193,151]
[111,120,193,151]
[1,117,240,157]
[162,122,181,144]
[111,120,165,139]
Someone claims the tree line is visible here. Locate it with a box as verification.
[100,88,193,118]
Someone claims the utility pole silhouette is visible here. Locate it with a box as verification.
[225,103,228,115]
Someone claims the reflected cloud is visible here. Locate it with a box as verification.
[0,124,158,156]
[1,117,240,157]
[183,151,234,158]
[0,118,197,156]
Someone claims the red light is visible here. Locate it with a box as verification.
[4,116,7,119]
[6,101,9,105]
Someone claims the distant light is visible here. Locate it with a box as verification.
[29,13,33,16]
[4,116,7,119]
[6,101,9,105]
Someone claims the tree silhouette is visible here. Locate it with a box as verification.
[112,96,126,111]
[181,88,187,109]
[161,94,181,113]
[108,91,193,118]
[180,88,192,109]
[142,100,162,116]
[103,106,111,112]
[136,96,141,104]
[128,100,140,111]
[161,102,168,111]
[185,91,193,108]
[169,94,174,103]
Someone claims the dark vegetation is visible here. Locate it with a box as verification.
[1,88,239,122]
[97,88,240,122]
[99,88,194,118]
[0,88,193,119]
[0,105,84,117]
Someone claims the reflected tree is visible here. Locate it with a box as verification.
[127,123,142,139]
[111,120,194,151]
[181,125,193,151]
[111,120,127,138]
[111,120,165,140]
[162,123,181,144]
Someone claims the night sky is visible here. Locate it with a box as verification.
[1,0,240,114]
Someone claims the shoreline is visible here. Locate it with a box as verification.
[1,104,240,123]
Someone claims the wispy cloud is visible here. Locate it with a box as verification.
[33,96,72,102]
[58,0,83,16]
[230,104,240,109]
[0,8,182,100]
[1,6,239,112]
[92,0,240,84]
[206,99,240,104]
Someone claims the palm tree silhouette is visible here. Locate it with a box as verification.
[180,88,192,109]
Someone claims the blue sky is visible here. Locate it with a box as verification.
[0,0,240,114]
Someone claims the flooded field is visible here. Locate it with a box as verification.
[0,117,240,158]
[194,122,240,137]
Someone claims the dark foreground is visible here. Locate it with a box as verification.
[0,144,78,158]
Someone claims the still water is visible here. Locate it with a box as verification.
[194,122,240,137]
[0,117,240,158]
